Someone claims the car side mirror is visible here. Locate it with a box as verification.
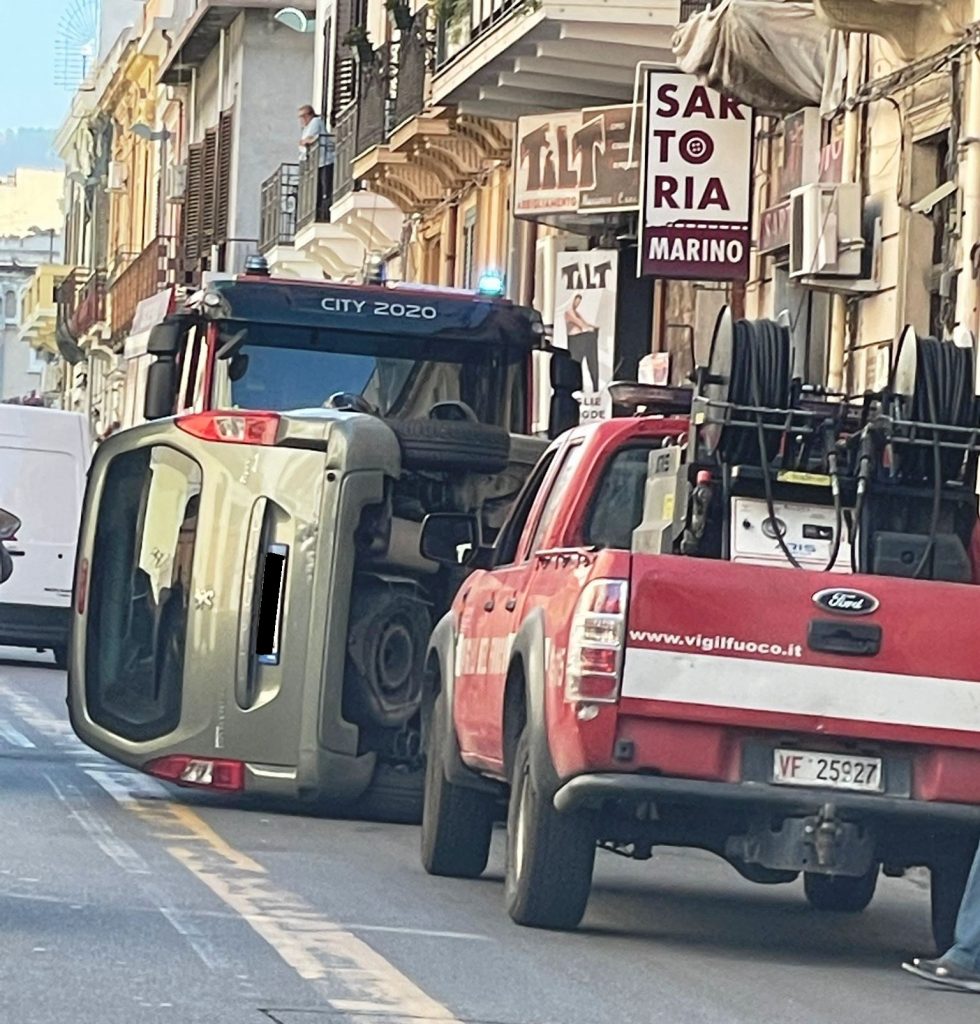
[144,359,179,420]
[550,349,583,393]
[0,508,21,541]
[549,391,580,438]
[147,319,188,356]
[0,544,11,585]
[420,513,480,566]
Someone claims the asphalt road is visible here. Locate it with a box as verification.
[0,652,977,1024]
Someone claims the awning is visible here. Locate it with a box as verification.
[673,0,846,116]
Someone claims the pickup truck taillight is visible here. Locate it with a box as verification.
[176,411,280,446]
[565,579,628,703]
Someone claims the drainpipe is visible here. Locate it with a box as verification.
[190,68,197,142]
[956,26,980,340]
[218,28,227,111]
[828,33,864,392]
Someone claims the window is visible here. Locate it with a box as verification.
[494,450,558,566]
[86,446,202,742]
[4,290,16,322]
[460,207,477,289]
[526,441,585,554]
[585,446,658,549]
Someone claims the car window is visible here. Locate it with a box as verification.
[525,441,585,555]
[584,446,657,550]
[494,450,557,566]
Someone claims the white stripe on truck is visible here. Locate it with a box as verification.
[621,648,980,733]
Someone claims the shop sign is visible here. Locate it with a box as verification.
[553,249,619,421]
[759,199,792,254]
[640,71,754,281]
[514,107,640,220]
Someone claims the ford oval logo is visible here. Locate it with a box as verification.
[812,588,880,616]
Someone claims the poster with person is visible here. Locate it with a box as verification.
[553,250,619,421]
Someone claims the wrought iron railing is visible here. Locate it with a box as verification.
[56,268,78,332]
[435,0,522,69]
[680,0,714,19]
[108,236,178,340]
[70,270,106,338]
[392,8,428,129]
[333,106,358,205]
[297,135,336,229]
[356,46,390,155]
[259,164,300,252]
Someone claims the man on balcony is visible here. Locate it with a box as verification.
[298,105,336,222]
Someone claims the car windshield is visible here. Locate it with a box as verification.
[212,324,529,431]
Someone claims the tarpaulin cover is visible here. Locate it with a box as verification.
[673,0,845,116]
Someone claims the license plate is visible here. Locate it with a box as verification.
[772,748,883,793]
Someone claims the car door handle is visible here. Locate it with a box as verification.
[505,597,517,612]
[7,549,24,557]
[484,599,495,612]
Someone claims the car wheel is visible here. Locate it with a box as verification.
[931,844,975,954]
[420,690,494,878]
[804,866,878,913]
[388,419,510,474]
[504,729,595,930]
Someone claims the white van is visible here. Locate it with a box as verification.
[0,407,90,666]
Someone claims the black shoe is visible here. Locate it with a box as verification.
[902,957,980,992]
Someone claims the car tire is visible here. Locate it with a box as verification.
[388,419,510,475]
[355,763,425,825]
[504,729,595,930]
[420,690,494,878]
[803,866,878,913]
[931,844,975,954]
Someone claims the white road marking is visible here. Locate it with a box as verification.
[0,718,34,747]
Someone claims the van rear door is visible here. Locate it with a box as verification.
[68,413,331,788]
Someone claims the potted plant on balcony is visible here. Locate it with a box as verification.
[342,25,376,64]
[433,0,469,28]
[385,0,415,33]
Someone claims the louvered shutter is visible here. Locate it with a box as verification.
[183,142,204,262]
[215,110,233,243]
[201,127,218,252]
[332,0,356,115]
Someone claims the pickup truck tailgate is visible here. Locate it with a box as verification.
[621,556,980,749]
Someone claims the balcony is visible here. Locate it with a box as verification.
[260,164,300,253]
[109,236,179,342]
[70,271,107,339]
[431,0,682,119]
[159,0,316,83]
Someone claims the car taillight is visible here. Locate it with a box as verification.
[176,411,280,446]
[565,578,628,704]
[75,557,89,615]
[145,755,245,791]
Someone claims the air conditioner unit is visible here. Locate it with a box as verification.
[166,163,187,203]
[789,182,863,280]
[107,161,128,193]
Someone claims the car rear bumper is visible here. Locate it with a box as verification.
[553,772,980,827]
[0,603,69,649]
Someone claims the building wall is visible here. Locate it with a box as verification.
[0,169,64,238]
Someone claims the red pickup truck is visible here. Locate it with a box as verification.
[418,404,980,946]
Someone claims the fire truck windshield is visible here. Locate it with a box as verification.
[211,324,529,431]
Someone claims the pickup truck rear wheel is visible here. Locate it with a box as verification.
[420,691,494,878]
[803,866,878,913]
[504,730,595,930]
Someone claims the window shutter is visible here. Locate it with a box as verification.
[332,0,356,115]
[215,110,234,243]
[183,143,204,262]
[201,127,218,252]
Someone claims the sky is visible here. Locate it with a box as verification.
[0,0,74,131]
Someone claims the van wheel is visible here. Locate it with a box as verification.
[355,763,424,825]
[420,691,494,878]
[504,729,595,930]
[52,646,68,671]
[804,866,878,913]
[931,844,975,953]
